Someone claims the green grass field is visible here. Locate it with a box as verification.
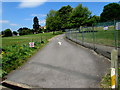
[2,32,60,47]
[0,31,63,77]
[70,26,120,47]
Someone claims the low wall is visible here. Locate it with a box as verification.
[66,37,120,61]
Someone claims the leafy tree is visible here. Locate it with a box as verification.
[33,16,40,33]
[68,4,91,28]
[17,27,32,35]
[56,5,73,30]
[46,4,92,31]
[100,3,120,22]
[4,29,12,37]
[13,31,18,35]
[46,10,59,34]
[86,15,100,26]
[1,31,4,36]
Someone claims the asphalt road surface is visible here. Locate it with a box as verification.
[6,34,110,88]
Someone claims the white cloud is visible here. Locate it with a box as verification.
[10,23,18,26]
[39,19,46,25]
[0,20,19,27]
[0,20,9,23]
[19,0,47,8]
[31,14,46,17]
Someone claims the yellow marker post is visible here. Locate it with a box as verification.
[111,49,118,89]
[111,68,116,88]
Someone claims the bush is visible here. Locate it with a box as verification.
[18,27,33,35]
[13,31,18,35]
[3,29,12,37]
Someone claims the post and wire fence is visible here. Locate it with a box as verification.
[65,20,120,89]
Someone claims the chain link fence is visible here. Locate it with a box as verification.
[65,20,120,60]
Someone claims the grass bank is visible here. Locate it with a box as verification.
[76,27,120,47]
[0,31,63,78]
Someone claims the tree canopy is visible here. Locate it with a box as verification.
[46,10,58,34]
[17,27,32,35]
[100,3,120,22]
[56,5,73,30]
[68,4,91,28]
[33,16,40,33]
[46,4,94,32]
[3,29,12,37]
[13,31,18,35]
[46,3,120,31]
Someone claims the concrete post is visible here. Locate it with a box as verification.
[111,49,118,89]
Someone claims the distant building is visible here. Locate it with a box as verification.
[40,26,46,29]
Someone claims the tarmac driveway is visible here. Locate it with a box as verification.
[6,34,110,88]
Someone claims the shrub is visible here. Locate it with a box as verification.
[4,29,12,37]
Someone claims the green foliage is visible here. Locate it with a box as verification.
[100,3,120,22]
[17,27,33,35]
[76,26,120,47]
[33,16,40,33]
[46,10,61,34]
[3,29,12,37]
[1,31,4,35]
[46,4,92,31]
[86,15,100,26]
[69,4,91,28]
[1,31,63,77]
[46,2,120,31]
[57,5,73,30]
[13,31,18,35]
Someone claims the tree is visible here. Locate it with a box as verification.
[4,29,12,37]
[68,4,91,28]
[1,31,4,36]
[56,5,73,30]
[17,27,32,35]
[33,16,40,34]
[86,15,100,26]
[46,4,92,31]
[100,3,120,22]
[46,10,59,34]
[13,31,18,35]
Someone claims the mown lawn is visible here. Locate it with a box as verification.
[0,31,63,78]
[73,26,120,47]
[68,26,120,47]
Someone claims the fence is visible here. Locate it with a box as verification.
[65,20,120,88]
[65,20,120,60]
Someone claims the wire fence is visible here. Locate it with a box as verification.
[65,20,120,59]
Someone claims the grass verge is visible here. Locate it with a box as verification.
[100,67,120,88]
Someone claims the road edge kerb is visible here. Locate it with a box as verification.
[1,80,32,89]
[64,36,111,62]
[66,37,120,61]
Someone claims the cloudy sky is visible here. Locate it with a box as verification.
[0,0,119,31]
